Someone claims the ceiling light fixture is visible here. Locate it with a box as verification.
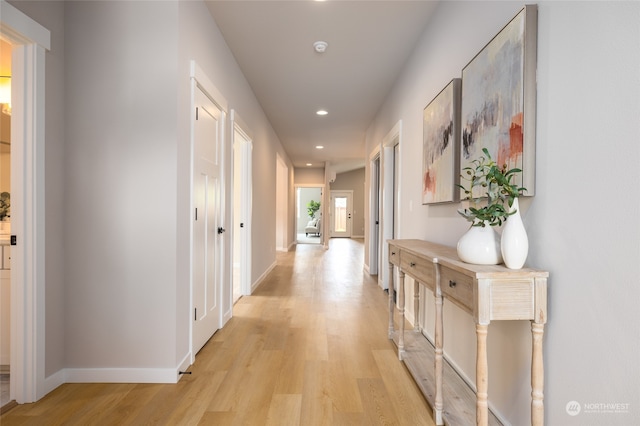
[313,41,328,54]
[315,145,324,150]
[306,163,312,166]
[316,110,328,116]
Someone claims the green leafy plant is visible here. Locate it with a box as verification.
[307,200,321,219]
[457,148,526,227]
[0,192,9,220]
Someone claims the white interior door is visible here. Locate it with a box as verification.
[232,113,252,304]
[369,153,381,276]
[192,85,223,356]
[330,191,353,238]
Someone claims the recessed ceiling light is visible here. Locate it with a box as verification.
[313,41,328,54]
[306,163,313,166]
[316,110,328,116]
[315,145,324,149]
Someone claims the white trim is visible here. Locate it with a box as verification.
[0,1,50,49]
[176,352,191,380]
[64,368,179,384]
[188,60,228,363]
[275,153,288,252]
[42,368,65,397]
[368,147,381,276]
[189,61,228,112]
[1,0,51,404]
[380,120,401,292]
[251,260,276,293]
[329,190,354,238]
[230,109,252,298]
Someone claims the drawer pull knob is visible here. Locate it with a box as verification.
[410,262,416,267]
[391,252,396,255]
[449,280,456,288]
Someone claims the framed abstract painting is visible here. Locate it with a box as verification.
[422,78,461,204]
[460,5,538,199]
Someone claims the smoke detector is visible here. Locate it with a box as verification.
[313,41,328,53]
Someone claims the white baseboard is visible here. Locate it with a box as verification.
[42,368,66,398]
[252,260,276,293]
[222,307,233,326]
[53,352,193,386]
[64,366,180,384]
[176,352,192,381]
[417,328,510,426]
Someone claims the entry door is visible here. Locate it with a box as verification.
[192,85,223,356]
[330,191,353,238]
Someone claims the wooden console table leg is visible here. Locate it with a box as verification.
[388,262,395,339]
[398,270,406,360]
[414,280,421,333]
[531,322,545,426]
[476,323,489,426]
[434,284,444,425]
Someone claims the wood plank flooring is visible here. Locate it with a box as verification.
[1,238,434,425]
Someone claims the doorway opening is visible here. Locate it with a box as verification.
[1,2,50,405]
[0,38,12,411]
[330,190,353,238]
[296,186,322,245]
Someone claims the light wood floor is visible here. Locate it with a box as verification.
[1,238,434,425]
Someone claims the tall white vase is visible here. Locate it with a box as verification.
[501,197,529,269]
[457,223,503,265]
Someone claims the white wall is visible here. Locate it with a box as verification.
[365,1,640,424]
[294,167,325,185]
[63,0,180,369]
[7,0,294,387]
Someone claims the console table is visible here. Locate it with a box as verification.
[387,239,548,426]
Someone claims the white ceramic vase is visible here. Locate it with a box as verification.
[501,197,529,269]
[457,223,503,265]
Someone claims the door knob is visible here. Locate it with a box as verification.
[217,227,226,234]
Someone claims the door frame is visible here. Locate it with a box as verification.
[368,148,381,276]
[380,120,401,291]
[275,153,288,252]
[1,1,51,403]
[189,60,227,363]
[295,184,324,244]
[230,109,252,302]
[329,190,353,238]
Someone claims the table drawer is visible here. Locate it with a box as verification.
[400,251,435,289]
[389,245,400,266]
[440,266,474,313]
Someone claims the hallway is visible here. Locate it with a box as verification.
[1,238,434,425]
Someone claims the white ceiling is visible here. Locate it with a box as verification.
[204,0,439,173]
